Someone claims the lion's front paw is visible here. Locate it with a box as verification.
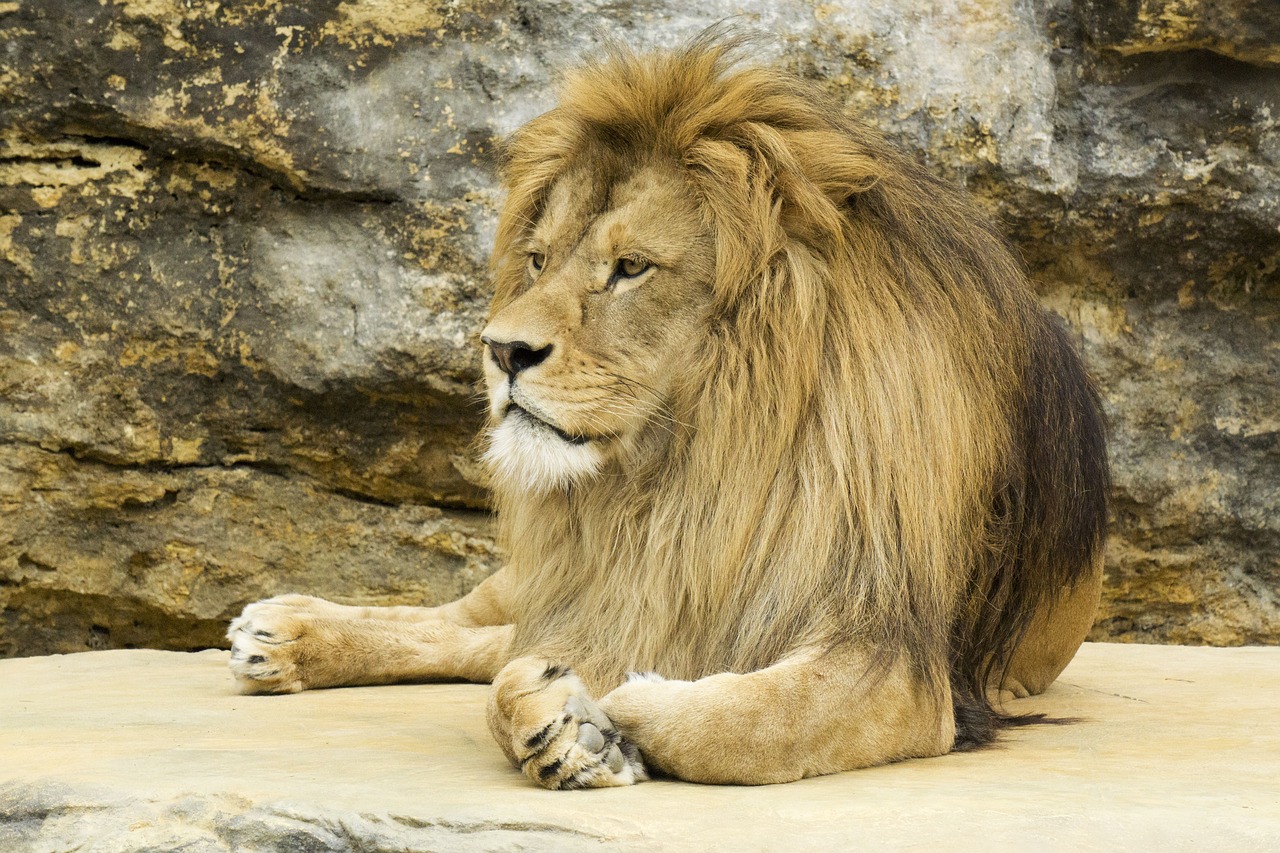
[489,659,647,790]
[226,595,338,694]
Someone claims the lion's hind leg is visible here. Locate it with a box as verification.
[994,552,1105,704]
[487,657,648,790]
[597,647,954,785]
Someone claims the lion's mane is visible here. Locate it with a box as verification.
[485,35,1108,744]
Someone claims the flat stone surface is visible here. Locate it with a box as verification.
[1,643,1277,851]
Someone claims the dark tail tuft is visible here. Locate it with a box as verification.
[952,701,1080,752]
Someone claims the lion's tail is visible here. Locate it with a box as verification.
[950,311,1110,748]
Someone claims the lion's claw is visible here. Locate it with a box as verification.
[491,658,648,790]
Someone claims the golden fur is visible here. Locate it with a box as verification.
[228,34,1108,788]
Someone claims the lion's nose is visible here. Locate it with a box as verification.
[482,335,553,377]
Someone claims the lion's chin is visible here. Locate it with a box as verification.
[483,410,604,494]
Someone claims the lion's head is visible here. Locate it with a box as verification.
[480,35,885,497]
[479,154,714,493]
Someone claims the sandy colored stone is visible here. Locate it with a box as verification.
[1,643,1278,850]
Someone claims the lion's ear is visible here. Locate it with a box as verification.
[786,130,881,198]
[731,124,881,247]
[777,133,881,243]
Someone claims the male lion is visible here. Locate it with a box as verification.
[227,36,1108,789]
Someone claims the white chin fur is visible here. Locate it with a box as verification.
[483,412,603,494]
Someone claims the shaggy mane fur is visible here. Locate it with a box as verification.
[486,34,1108,746]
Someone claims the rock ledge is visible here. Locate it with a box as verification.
[2,643,1278,850]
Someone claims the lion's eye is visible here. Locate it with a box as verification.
[529,252,545,274]
[615,257,651,279]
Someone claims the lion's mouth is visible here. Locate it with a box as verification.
[506,404,593,446]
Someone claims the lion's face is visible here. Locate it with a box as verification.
[481,159,715,493]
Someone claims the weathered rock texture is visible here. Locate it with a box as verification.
[0,0,1276,654]
[2,645,1279,850]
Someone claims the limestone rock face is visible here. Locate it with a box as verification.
[0,0,1276,653]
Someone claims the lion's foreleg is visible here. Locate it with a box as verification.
[229,612,513,694]
[598,648,954,785]
[486,656,649,790]
[227,571,515,693]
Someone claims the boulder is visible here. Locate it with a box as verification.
[0,0,1276,653]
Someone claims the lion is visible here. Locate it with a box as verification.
[227,34,1108,789]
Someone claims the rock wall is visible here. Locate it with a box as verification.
[1,0,1276,655]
